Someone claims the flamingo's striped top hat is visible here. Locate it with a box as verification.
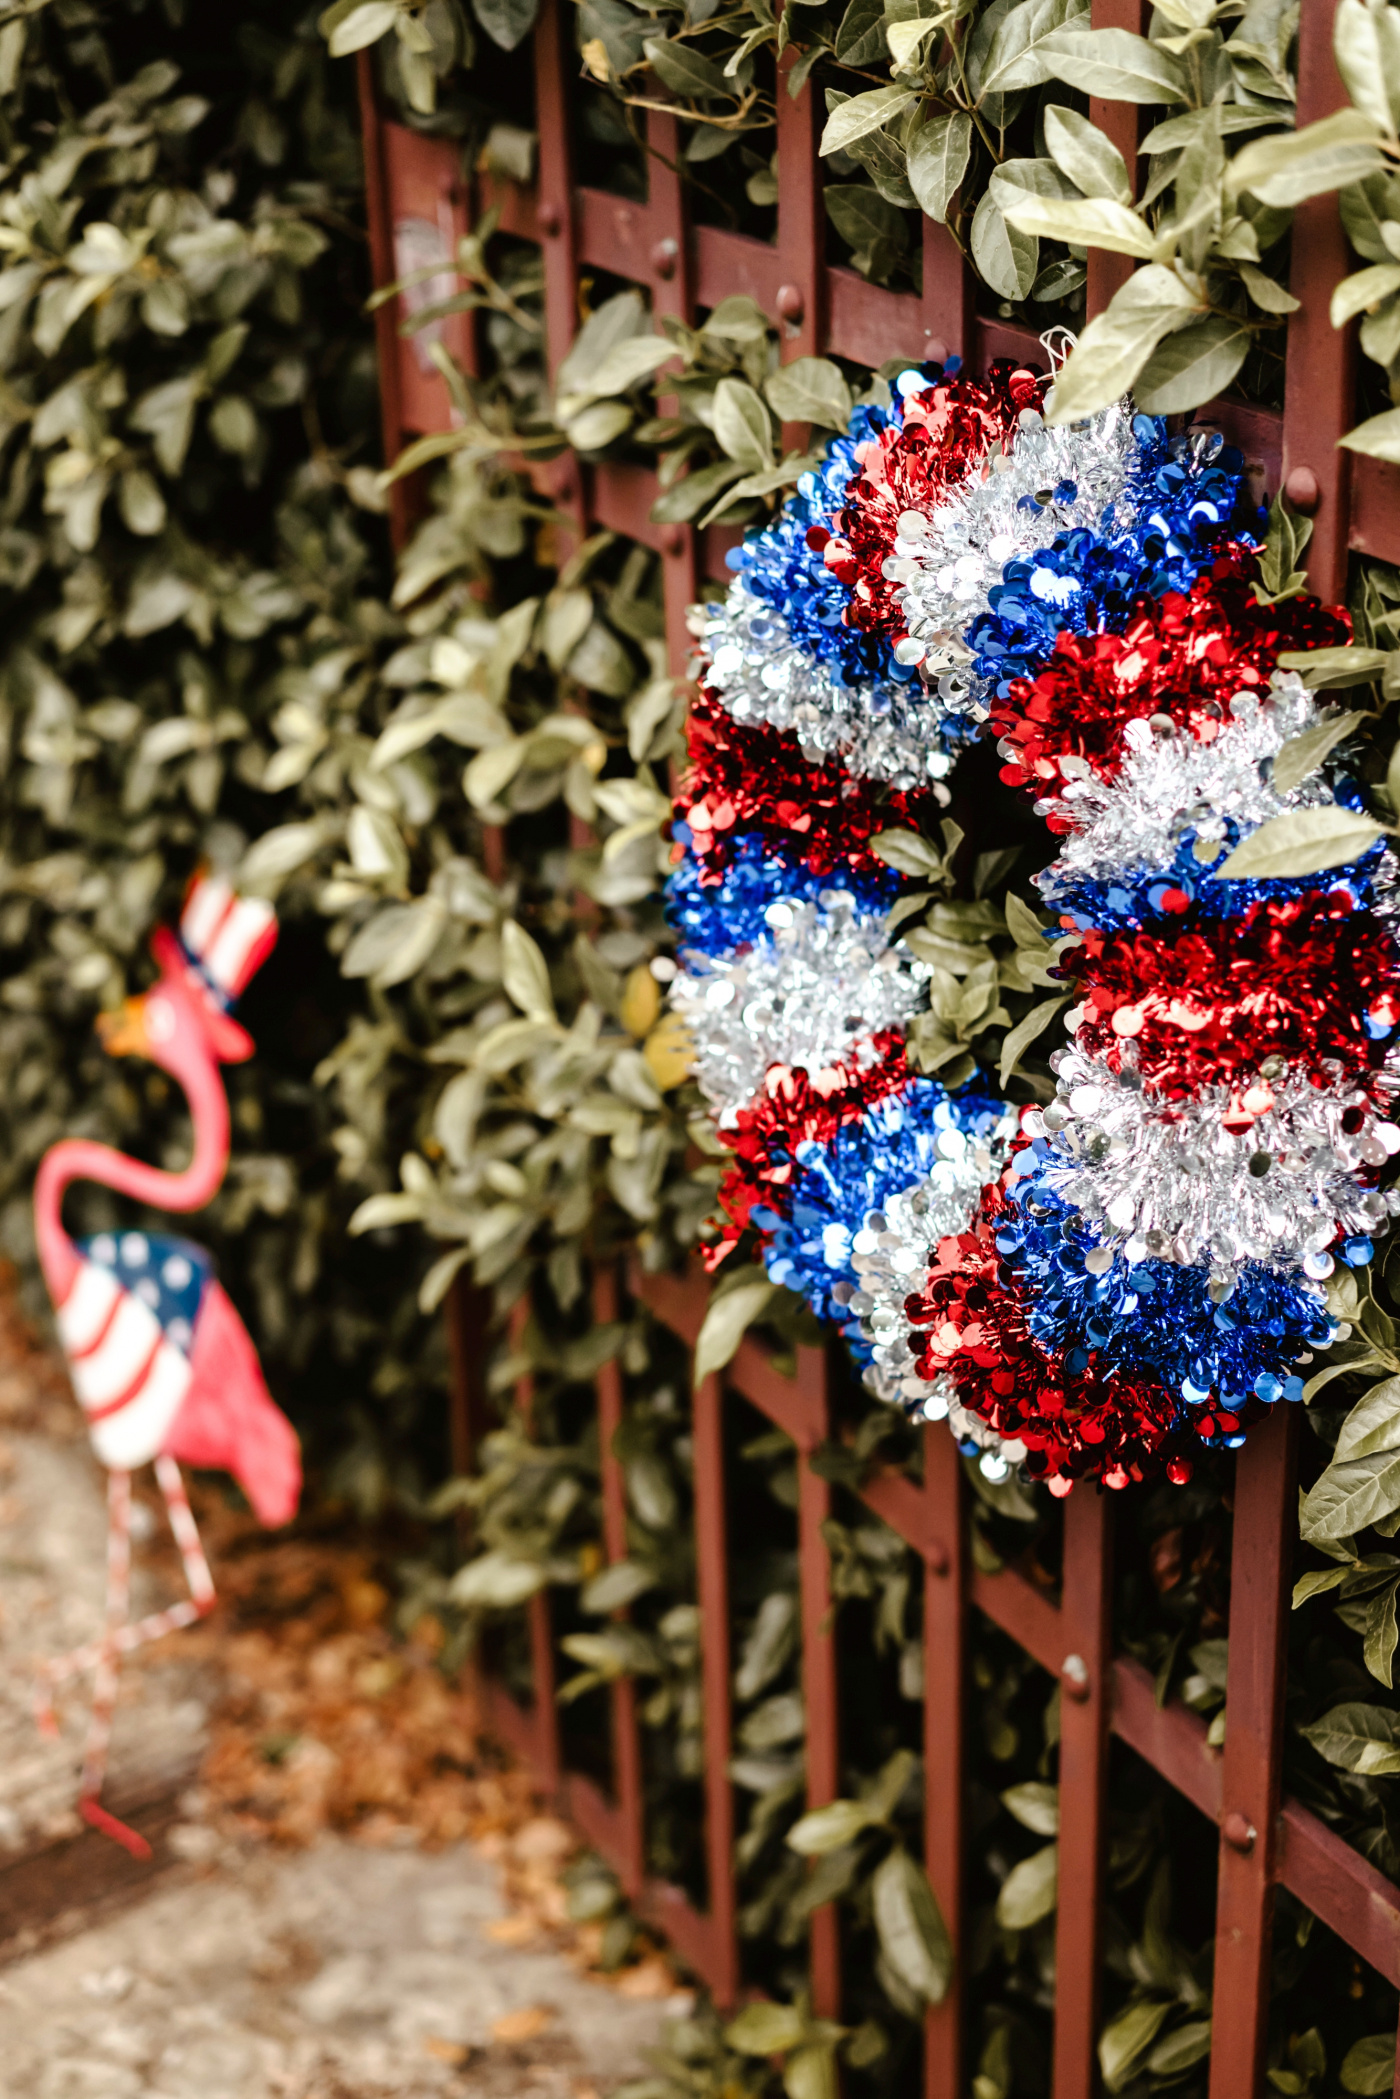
[177,873,277,1009]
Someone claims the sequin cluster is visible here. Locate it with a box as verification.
[669,352,1381,1492]
[906,556,1400,1492]
[668,363,1051,1466]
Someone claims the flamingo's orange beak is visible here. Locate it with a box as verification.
[96,996,149,1059]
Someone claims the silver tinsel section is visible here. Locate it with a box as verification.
[671,894,930,1124]
[700,582,957,791]
[1029,675,1343,894]
[892,401,1141,717]
[1027,1043,1400,1277]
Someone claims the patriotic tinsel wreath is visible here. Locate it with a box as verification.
[666,349,1400,1493]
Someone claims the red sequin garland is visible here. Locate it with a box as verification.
[1061,890,1400,1099]
[674,686,936,878]
[820,363,1048,640]
[714,1032,912,1243]
[990,548,1350,806]
[906,1182,1195,1489]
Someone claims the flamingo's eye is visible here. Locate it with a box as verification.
[145,996,176,1044]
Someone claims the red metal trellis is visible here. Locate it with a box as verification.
[358,3,1400,2090]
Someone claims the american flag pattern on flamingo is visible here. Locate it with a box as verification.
[55,1231,211,1472]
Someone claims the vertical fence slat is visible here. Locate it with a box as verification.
[1085,2,1148,316]
[355,52,416,550]
[920,216,971,369]
[1284,0,1353,605]
[534,0,588,537]
[923,1424,966,2096]
[800,1348,841,2019]
[509,1301,564,1791]
[643,109,702,674]
[1208,1408,1300,2099]
[1053,1489,1112,2099]
[775,30,823,374]
[594,1265,648,1898]
[693,1370,740,2006]
[445,1277,493,1491]
[533,0,579,384]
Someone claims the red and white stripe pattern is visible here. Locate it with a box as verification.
[179,872,277,1006]
[55,1260,191,1471]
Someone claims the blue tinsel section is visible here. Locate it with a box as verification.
[722,388,912,695]
[665,831,902,957]
[750,1076,1007,1351]
[1038,831,1386,934]
[965,418,1260,699]
[997,1154,1339,1440]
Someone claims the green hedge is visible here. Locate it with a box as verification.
[7,1,1400,2091]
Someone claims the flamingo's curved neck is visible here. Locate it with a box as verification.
[35,1053,230,1300]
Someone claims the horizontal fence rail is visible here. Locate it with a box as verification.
[360,2,1400,2090]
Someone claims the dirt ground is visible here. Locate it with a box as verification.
[0,1285,686,2096]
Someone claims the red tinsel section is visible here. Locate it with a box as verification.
[674,686,935,878]
[906,1184,1190,1489]
[714,1032,912,1244]
[990,548,1350,805]
[820,362,1048,638]
[1062,891,1400,1098]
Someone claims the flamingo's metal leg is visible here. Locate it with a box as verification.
[35,1460,216,1860]
[153,1454,216,1619]
[76,1471,151,1858]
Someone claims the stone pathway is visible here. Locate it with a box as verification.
[0,1305,681,2096]
[0,1834,682,2095]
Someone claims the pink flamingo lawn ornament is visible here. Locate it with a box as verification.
[33,873,301,1855]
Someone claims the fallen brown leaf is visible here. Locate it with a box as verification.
[485,1915,540,1946]
[613,1956,675,2000]
[491,2005,553,2045]
[423,2036,471,2065]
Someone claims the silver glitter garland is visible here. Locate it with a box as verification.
[671,894,930,1125]
[700,582,957,791]
[1027,1041,1400,1280]
[1028,674,1342,894]
[892,401,1141,715]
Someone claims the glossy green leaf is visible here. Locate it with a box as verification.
[1231,108,1387,208]
[907,110,973,222]
[1037,25,1188,102]
[644,35,730,97]
[725,2001,807,2055]
[787,1796,880,1855]
[1099,1999,1173,2094]
[1299,1701,1400,1774]
[1042,103,1131,201]
[1133,316,1251,413]
[871,1846,953,2006]
[1341,2034,1398,2096]
[970,192,1038,301]
[819,85,916,157]
[712,376,774,470]
[995,1842,1058,1929]
[1216,805,1386,881]
[764,357,853,429]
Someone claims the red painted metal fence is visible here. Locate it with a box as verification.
[360,4,1400,2091]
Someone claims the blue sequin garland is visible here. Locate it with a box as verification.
[1038,830,1386,934]
[750,1077,1008,1351]
[996,1158,1338,1443]
[723,393,912,693]
[666,830,902,957]
[966,420,1261,699]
